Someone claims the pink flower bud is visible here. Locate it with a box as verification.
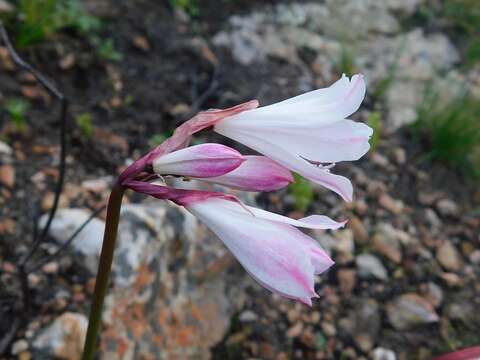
[152,143,244,178]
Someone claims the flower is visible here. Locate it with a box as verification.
[214,74,372,202]
[126,179,343,306]
[152,143,245,178]
[119,74,370,305]
[186,196,344,305]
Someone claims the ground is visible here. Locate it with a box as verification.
[0,0,479,359]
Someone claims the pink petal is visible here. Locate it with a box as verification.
[186,197,335,304]
[152,143,244,178]
[200,155,293,191]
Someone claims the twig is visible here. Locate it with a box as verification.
[26,205,106,274]
[185,62,221,119]
[0,22,69,267]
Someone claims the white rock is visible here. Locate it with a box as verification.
[33,312,87,360]
[40,209,105,272]
[373,347,397,360]
[356,254,389,281]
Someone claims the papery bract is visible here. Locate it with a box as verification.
[214,74,372,201]
[200,155,293,192]
[152,143,244,178]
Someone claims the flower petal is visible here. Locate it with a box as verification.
[214,127,354,201]
[186,197,334,304]
[152,143,244,178]
[200,155,293,191]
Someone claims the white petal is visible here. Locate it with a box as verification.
[214,127,354,201]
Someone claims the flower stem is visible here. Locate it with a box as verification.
[82,184,125,360]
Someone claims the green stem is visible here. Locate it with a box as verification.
[82,184,125,360]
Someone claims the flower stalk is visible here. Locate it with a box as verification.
[82,184,125,360]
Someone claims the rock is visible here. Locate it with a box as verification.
[286,322,304,338]
[100,200,250,359]
[0,164,15,187]
[239,310,258,323]
[446,301,474,324]
[392,147,406,165]
[0,140,13,156]
[39,208,105,273]
[420,282,443,308]
[11,339,28,355]
[469,250,480,265]
[352,299,381,353]
[0,0,14,13]
[33,312,87,360]
[436,241,462,272]
[333,229,355,254]
[337,269,356,295]
[372,224,403,263]
[386,294,439,330]
[348,216,369,243]
[373,347,397,360]
[424,208,441,228]
[356,254,389,281]
[378,194,404,215]
[436,199,460,217]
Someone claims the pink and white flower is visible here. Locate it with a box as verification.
[214,74,372,201]
[186,196,343,305]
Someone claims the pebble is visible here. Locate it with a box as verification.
[41,261,59,274]
[373,347,396,360]
[337,269,356,295]
[239,310,258,323]
[424,208,441,228]
[436,241,462,272]
[33,312,87,359]
[11,339,28,355]
[0,164,15,187]
[386,293,439,330]
[348,216,369,243]
[392,147,406,165]
[356,254,389,281]
[420,282,443,308]
[286,322,304,338]
[378,194,404,215]
[436,199,460,217]
[372,233,402,264]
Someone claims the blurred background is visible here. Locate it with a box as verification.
[0,0,479,359]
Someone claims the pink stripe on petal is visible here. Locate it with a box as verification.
[185,197,335,305]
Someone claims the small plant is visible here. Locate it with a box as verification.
[169,0,200,16]
[91,37,123,62]
[3,97,30,132]
[75,112,94,139]
[336,45,357,77]
[367,111,382,153]
[412,88,480,177]
[289,174,314,212]
[15,0,100,47]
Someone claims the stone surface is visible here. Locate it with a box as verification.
[373,347,397,360]
[386,294,439,330]
[436,241,462,272]
[33,312,87,360]
[40,208,105,273]
[356,254,389,281]
[100,200,249,359]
